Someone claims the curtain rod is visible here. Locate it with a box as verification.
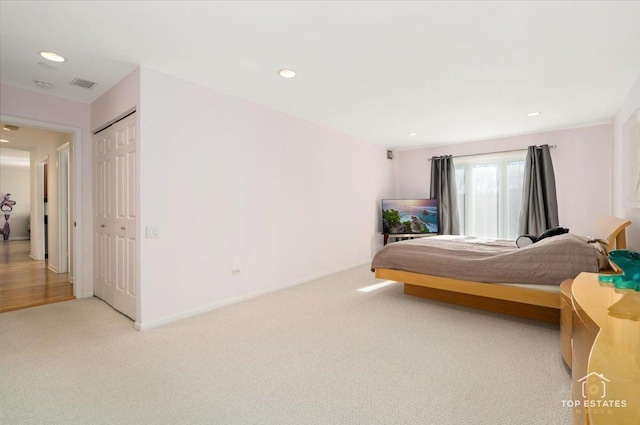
[428,144,557,161]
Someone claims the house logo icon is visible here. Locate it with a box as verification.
[578,372,610,399]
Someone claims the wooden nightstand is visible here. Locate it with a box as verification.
[559,279,573,369]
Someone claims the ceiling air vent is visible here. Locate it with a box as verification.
[70,77,97,89]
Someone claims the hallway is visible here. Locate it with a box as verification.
[0,240,73,312]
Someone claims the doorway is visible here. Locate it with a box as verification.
[0,117,82,311]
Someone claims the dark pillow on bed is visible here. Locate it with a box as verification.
[538,226,569,241]
[516,227,570,248]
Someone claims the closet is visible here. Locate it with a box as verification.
[93,112,137,320]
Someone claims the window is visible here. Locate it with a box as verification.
[455,151,526,239]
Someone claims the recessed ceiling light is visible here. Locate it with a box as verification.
[0,139,9,143]
[527,111,542,117]
[3,125,19,131]
[39,51,65,63]
[408,132,418,137]
[278,69,296,78]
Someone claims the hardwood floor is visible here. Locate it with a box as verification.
[0,240,74,313]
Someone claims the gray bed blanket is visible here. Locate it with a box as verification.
[371,234,608,286]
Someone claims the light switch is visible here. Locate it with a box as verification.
[145,226,160,238]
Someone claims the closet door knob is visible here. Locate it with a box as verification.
[100,224,105,228]
[121,226,126,230]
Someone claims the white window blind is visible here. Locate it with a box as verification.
[454,150,526,239]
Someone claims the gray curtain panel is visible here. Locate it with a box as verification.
[430,155,460,235]
[519,144,559,236]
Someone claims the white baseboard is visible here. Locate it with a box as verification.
[134,261,369,331]
[30,253,38,260]
[48,264,59,273]
[2,236,30,241]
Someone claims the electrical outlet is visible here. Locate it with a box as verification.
[231,269,240,276]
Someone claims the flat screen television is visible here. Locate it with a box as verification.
[382,199,439,234]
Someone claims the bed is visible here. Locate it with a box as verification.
[371,215,631,323]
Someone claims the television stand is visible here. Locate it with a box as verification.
[383,233,436,245]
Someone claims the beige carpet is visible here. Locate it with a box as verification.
[0,265,572,424]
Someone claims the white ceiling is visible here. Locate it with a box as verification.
[1,1,639,149]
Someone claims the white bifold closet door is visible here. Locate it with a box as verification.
[93,112,137,320]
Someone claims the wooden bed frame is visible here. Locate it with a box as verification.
[375,216,631,324]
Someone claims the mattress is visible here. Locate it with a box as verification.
[371,234,609,286]
[497,283,560,293]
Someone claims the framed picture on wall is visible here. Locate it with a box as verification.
[623,108,640,209]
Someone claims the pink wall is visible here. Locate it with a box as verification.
[0,84,93,295]
[612,73,640,250]
[1,85,91,129]
[91,68,140,131]
[396,123,612,236]
[137,67,395,327]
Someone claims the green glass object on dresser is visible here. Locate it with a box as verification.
[599,250,640,291]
